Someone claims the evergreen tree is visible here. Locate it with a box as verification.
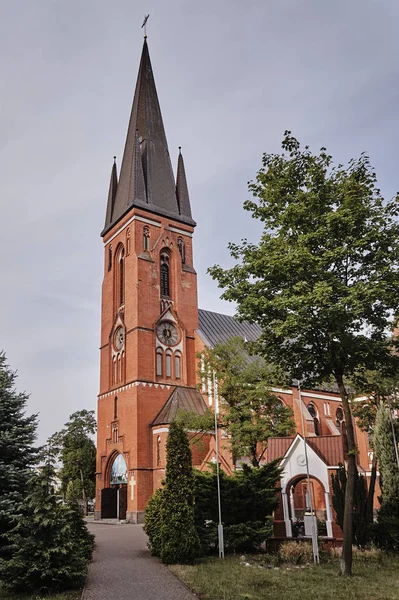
[0,352,39,549]
[0,444,94,594]
[331,465,369,548]
[373,403,399,518]
[160,420,200,564]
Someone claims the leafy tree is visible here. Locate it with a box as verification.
[373,403,399,519]
[0,444,94,594]
[208,132,399,575]
[50,410,96,514]
[0,352,39,551]
[160,420,200,564]
[197,337,295,467]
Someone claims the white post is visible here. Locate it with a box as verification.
[213,370,224,559]
[325,491,333,538]
[298,381,319,564]
[282,490,292,537]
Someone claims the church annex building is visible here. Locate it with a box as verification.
[95,37,376,541]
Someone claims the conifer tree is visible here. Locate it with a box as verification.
[374,403,399,518]
[0,352,39,549]
[0,443,94,594]
[160,420,200,564]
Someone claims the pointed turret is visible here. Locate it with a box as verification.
[104,157,118,228]
[102,39,195,236]
[176,147,193,221]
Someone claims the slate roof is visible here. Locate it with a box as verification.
[152,386,207,426]
[102,39,195,236]
[197,309,262,348]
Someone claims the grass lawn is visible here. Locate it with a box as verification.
[0,587,80,600]
[169,554,399,600]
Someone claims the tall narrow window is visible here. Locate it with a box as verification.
[160,251,170,297]
[126,228,131,255]
[114,397,118,420]
[157,436,161,466]
[307,403,320,436]
[165,350,172,378]
[108,245,112,271]
[177,237,185,264]
[175,351,181,379]
[143,226,150,251]
[115,245,125,308]
[156,348,163,377]
[336,407,344,431]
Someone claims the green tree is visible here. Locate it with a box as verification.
[351,369,399,525]
[198,337,295,467]
[331,465,369,548]
[50,410,96,514]
[373,402,399,518]
[208,132,399,575]
[0,352,39,550]
[160,420,200,564]
[0,444,94,594]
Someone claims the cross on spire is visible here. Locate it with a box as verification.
[141,14,149,38]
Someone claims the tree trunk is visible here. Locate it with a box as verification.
[366,455,377,528]
[80,469,87,516]
[336,374,357,576]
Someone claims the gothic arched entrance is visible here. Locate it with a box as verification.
[101,453,128,519]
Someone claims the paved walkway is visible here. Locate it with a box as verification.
[82,522,196,600]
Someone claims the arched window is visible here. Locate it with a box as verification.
[177,237,185,264]
[115,245,125,308]
[160,251,170,297]
[143,226,150,251]
[157,436,161,466]
[165,349,172,378]
[175,351,181,379]
[156,347,163,377]
[108,245,112,271]
[336,407,344,431]
[307,403,320,436]
[113,356,117,385]
[114,397,118,420]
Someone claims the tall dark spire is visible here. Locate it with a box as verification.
[102,39,195,236]
[176,147,193,221]
[104,157,118,228]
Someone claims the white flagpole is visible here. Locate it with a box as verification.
[298,380,319,564]
[213,369,224,559]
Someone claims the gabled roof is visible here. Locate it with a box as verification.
[267,434,344,467]
[152,386,207,426]
[102,39,195,236]
[197,309,262,348]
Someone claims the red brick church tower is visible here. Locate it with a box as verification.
[95,37,206,522]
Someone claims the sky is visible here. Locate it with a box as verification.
[1,0,398,444]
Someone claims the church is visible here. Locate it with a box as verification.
[95,36,376,539]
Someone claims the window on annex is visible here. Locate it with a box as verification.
[157,436,161,466]
[307,403,320,436]
[336,407,344,431]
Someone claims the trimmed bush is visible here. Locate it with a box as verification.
[144,488,164,557]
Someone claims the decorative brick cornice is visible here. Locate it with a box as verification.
[98,380,172,400]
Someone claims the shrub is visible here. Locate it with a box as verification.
[370,517,399,553]
[279,541,313,565]
[144,488,164,557]
[330,545,383,562]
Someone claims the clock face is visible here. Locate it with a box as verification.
[156,322,179,346]
[114,326,125,351]
[297,454,307,467]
